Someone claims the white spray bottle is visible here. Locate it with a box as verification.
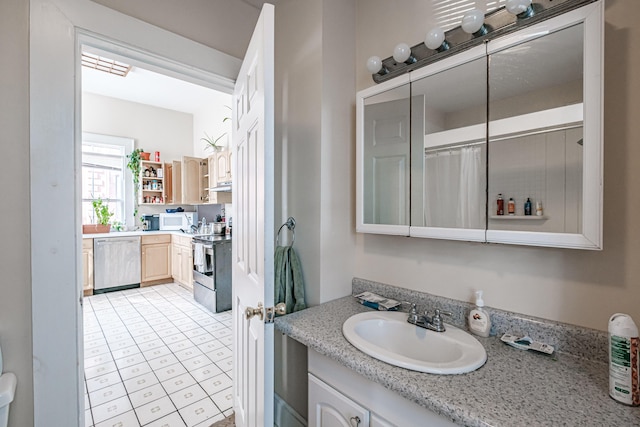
[609,313,639,406]
[468,291,491,337]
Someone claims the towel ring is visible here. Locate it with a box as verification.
[276,217,296,246]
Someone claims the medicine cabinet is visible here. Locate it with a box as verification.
[356,2,603,249]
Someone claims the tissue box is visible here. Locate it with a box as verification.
[354,291,401,311]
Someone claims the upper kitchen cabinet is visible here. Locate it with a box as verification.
[485,5,603,249]
[356,75,411,235]
[139,160,166,204]
[356,1,603,250]
[207,150,232,204]
[182,156,209,204]
[409,46,487,242]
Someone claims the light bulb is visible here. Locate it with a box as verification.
[506,0,534,18]
[425,27,448,51]
[461,9,487,35]
[366,56,383,74]
[393,43,415,64]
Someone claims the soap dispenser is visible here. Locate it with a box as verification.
[468,291,491,337]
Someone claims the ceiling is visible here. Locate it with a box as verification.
[81,58,230,115]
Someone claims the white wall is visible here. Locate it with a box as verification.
[0,1,34,426]
[193,98,233,159]
[354,0,640,332]
[83,93,194,162]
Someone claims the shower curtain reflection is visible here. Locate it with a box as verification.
[424,145,485,229]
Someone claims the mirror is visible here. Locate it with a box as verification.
[356,2,602,249]
[358,81,411,234]
[410,49,487,241]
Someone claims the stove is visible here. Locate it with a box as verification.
[191,234,232,312]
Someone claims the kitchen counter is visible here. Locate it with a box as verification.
[82,230,231,240]
[275,293,640,426]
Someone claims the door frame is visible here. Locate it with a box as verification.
[30,0,241,425]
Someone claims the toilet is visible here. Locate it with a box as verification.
[0,343,17,427]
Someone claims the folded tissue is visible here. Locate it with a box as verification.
[355,291,401,311]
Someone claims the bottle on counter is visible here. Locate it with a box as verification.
[508,198,515,215]
[524,198,532,216]
[608,313,639,406]
[497,194,504,215]
[468,291,491,338]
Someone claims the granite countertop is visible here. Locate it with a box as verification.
[275,296,640,427]
[82,230,232,240]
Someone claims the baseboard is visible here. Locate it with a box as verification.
[274,393,307,427]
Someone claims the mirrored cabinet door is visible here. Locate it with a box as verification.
[357,76,411,235]
[486,3,603,249]
[409,46,487,242]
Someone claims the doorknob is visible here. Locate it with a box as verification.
[245,303,264,320]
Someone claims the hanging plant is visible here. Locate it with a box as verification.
[127,148,144,220]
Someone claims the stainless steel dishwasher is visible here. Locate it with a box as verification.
[93,236,141,292]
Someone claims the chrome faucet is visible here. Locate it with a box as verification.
[407,305,452,332]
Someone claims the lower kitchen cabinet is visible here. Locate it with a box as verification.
[308,350,456,427]
[172,234,193,290]
[141,234,172,286]
[82,238,93,296]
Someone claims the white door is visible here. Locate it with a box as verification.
[232,4,275,427]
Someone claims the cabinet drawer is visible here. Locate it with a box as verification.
[172,234,192,247]
[82,238,93,249]
[141,234,171,245]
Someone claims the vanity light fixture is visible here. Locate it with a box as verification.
[424,27,450,52]
[366,56,388,75]
[506,0,535,19]
[393,43,417,64]
[461,9,488,36]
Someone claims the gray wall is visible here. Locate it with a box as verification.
[0,1,34,426]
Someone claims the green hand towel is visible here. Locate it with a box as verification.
[275,245,306,314]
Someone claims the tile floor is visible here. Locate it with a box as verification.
[83,283,235,427]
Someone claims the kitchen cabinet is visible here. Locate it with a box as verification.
[356,2,603,249]
[171,234,193,290]
[309,350,454,427]
[141,234,172,286]
[82,238,93,296]
[182,156,208,204]
[207,151,232,204]
[139,160,166,205]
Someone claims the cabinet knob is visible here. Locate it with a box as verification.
[350,416,361,426]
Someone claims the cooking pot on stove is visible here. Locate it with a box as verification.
[212,222,226,235]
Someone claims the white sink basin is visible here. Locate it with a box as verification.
[342,311,487,374]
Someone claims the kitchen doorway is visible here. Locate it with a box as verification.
[80,43,237,426]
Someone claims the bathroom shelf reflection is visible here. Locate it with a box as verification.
[490,215,547,220]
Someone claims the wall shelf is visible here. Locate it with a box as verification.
[490,215,547,220]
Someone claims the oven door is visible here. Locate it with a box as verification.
[192,243,216,312]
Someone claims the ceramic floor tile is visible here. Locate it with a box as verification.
[85,344,112,359]
[154,362,189,383]
[143,411,187,427]
[93,410,140,427]
[167,340,194,354]
[174,346,203,362]
[85,353,115,370]
[206,347,232,363]
[176,321,201,332]
[210,388,233,412]
[85,392,90,409]
[196,340,225,354]
[134,395,176,425]
[123,371,159,394]
[103,325,129,337]
[189,334,215,346]
[182,355,212,373]
[85,360,118,380]
[143,345,173,362]
[108,338,137,351]
[115,352,147,370]
[89,382,127,407]
[194,318,216,327]
[86,371,122,393]
[189,364,223,383]
[105,333,133,344]
[128,383,167,408]
[138,338,166,352]
[162,333,189,346]
[199,374,232,397]
[182,328,209,340]
[128,326,155,337]
[91,395,133,425]
[178,397,221,427]
[85,331,106,343]
[134,333,161,345]
[119,361,153,381]
[148,354,179,371]
[154,325,181,336]
[219,336,233,347]
[169,384,207,410]
[215,358,233,374]
[222,409,234,418]
[161,372,197,395]
[111,345,142,361]
[210,329,231,340]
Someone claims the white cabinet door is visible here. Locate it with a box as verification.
[309,374,369,427]
[369,414,394,427]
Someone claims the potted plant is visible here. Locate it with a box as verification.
[201,106,231,152]
[83,198,113,234]
[127,148,144,220]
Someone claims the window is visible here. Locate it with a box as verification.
[434,0,507,31]
[81,133,134,226]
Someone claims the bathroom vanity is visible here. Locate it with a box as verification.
[275,278,640,427]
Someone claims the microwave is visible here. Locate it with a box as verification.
[159,212,198,231]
